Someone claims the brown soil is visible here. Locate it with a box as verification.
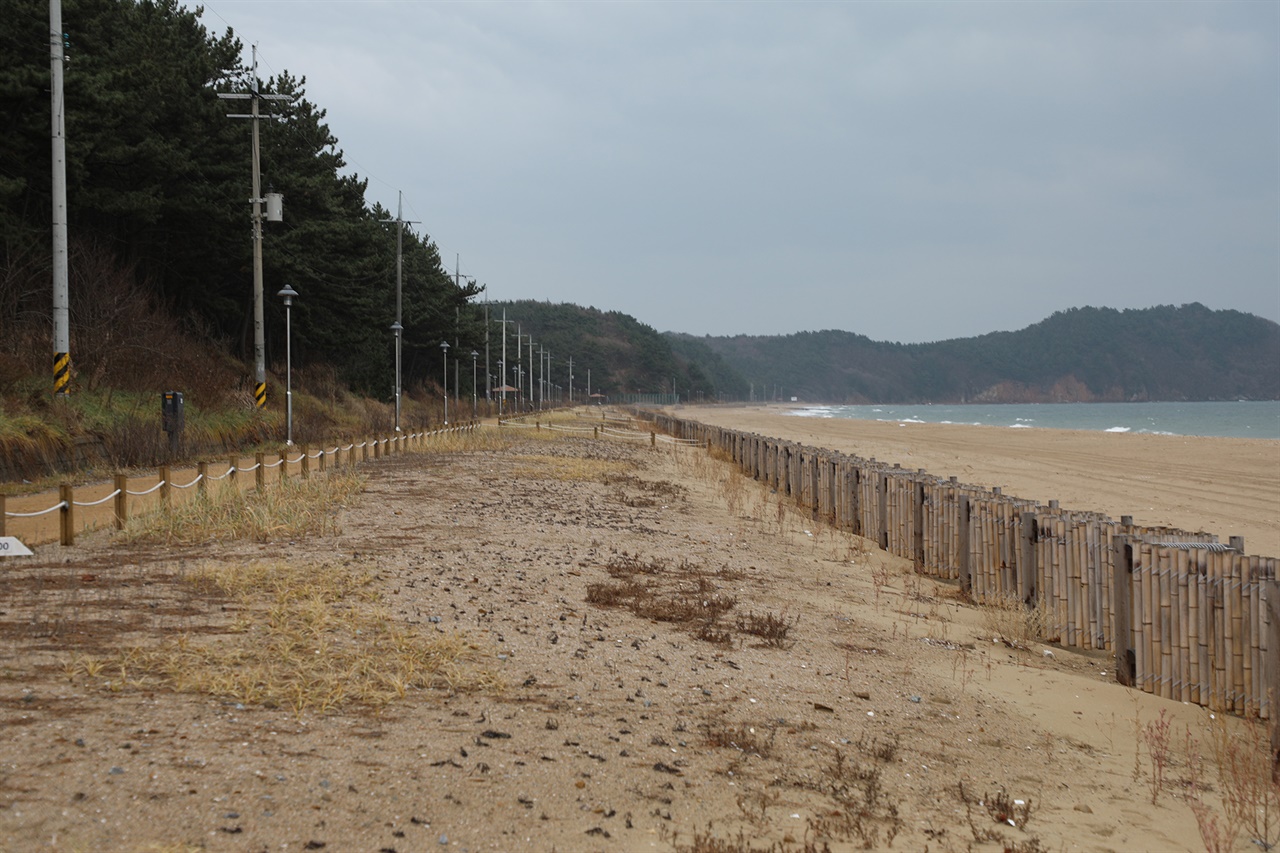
[0,415,1261,852]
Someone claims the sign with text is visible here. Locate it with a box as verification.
[0,536,33,557]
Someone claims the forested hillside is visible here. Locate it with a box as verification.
[1,0,478,403]
[674,304,1280,403]
[486,301,736,401]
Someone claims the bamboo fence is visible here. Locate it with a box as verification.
[639,410,1279,723]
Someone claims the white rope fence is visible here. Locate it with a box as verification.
[72,489,122,508]
[0,420,483,547]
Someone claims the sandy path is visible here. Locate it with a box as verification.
[673,404,1280,557]
[0,418,1265,851]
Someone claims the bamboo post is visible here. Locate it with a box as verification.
[1019,512,1037,605]
[877,473,889,551]
[1159,547,1173,699]
[1265,579,1280,780]
[913,480,925,571]
[1062,519,1074,646]
[1213,550,1227,712]
[1174,548,1188,702]
[1112,536,1134,687]
[59,483,74,546]
[113,474,128,530]
[1197,549,1210,708]
[1188,550,1202,704]
[1246,555,1259,717]
[1231,553,1245,714]
[958,494,971,597]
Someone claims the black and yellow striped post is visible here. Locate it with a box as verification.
[54,352,70,395]
[254,382,267,408]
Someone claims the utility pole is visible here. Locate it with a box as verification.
[567,356,574,405]
[219,45,286,410]
[50,0,69,395]
[527,337,534,407]
[381,191,418,432]
[497,308,514,414]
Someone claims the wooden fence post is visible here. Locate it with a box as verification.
[197,461,208,496]
[114,474,128,530]
[0,494,6,536]
[255,453,265,490]
[957,494,971,597]
[1112,536,1135,687]
[227,456,237,488]
[159,465,171,508]
[1019,511,1038,605]
[59,484,74,546]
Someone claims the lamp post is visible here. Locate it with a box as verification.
[440,340,449,424]
[497,359,504,418]
[390,321,403,432]
[276,284,298,445]
[471,350,478,418]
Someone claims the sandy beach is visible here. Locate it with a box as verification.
[675,404,1280,558]
[0,412,1274,852]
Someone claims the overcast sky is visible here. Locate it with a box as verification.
[203,0,1279,343]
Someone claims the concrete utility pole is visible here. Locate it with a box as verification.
[381,191,418,432]
[50,0,69,395]
[527,336,534,407]
[567,356,574,404]
[497,308,514,413]
[219,45,286,409]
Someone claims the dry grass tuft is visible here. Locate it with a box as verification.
[119,470,366,545]
[734,610,800,648]
[71,559,502,715]
[978,593,1061,650]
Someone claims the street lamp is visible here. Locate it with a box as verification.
[390,321,403,432]
[276,284,298,445]
[440,340,449,424]
[471,350,478,418]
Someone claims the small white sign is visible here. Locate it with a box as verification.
[0,536,34,557]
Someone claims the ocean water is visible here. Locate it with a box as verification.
[786,400,1280,440]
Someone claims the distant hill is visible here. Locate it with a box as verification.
[666,304,1280,403]
[486,300,736,400]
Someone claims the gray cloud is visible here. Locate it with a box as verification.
[209,0,1279,342]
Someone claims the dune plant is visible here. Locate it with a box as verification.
[119,469,366,544]
[71,559,502,714]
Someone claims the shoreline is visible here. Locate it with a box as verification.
[669,404,1280,557]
